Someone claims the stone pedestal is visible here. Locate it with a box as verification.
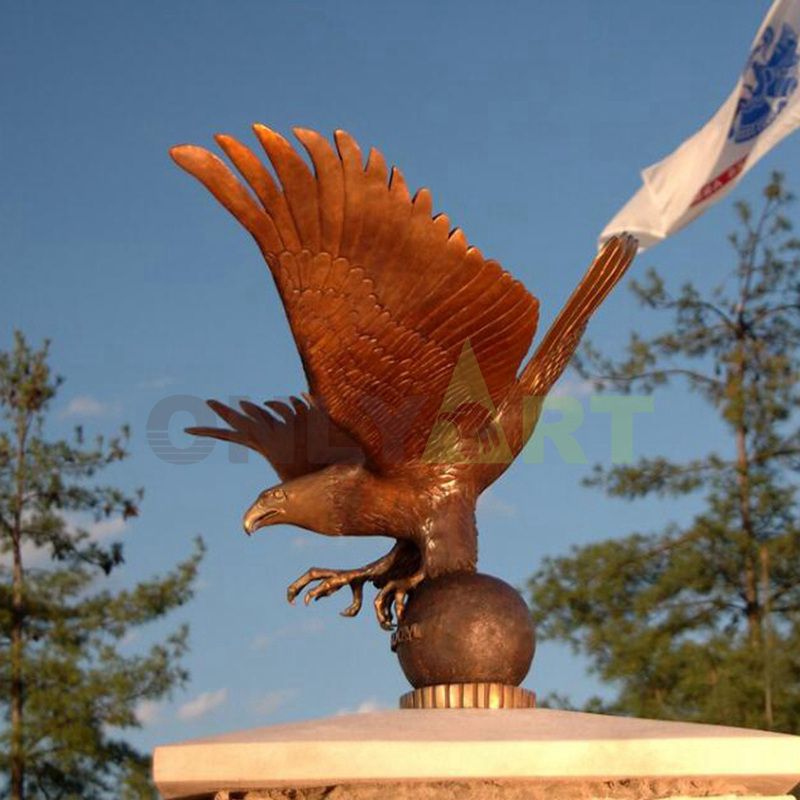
[153,708,800,800]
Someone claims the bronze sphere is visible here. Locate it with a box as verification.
[393,572,535,689]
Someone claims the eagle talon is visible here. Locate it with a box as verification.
[286,544,422,625]
[340,581,365,617]
[373,570,426,630]
[291,568,360,607]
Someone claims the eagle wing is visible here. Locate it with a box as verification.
[518,234,637,396]
[186,395,364,481]
[171,127,539,472]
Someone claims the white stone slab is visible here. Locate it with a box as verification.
[153,708,800,799]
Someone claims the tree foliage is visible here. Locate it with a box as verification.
[529,174,800,732]
[0,332,204,799]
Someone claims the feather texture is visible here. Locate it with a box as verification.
[171,127,539,471]
[186,395,363,481]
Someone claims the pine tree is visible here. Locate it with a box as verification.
[528,174,800,732]
[0,332,204,799]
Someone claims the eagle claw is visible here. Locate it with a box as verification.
[286,567,365,612]
[286,542,421,627]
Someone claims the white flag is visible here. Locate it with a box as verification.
[600,0,800,250]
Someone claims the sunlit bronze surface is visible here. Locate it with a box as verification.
[171,127,637,640]
[399,683,536,709]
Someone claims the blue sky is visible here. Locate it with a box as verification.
[2,0,796,752]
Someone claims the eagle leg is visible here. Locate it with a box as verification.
[286,541,420,622]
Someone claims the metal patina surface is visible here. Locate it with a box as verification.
[171,127,636,691]
[393,573,535,689]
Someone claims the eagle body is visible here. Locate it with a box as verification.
[290,461,479,577]
[172,126,637,627]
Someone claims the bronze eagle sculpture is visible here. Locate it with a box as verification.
[171,126,637,630]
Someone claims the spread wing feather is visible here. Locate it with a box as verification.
[186,395,363,481]
[171,127,540,471]
[517,234,637,397]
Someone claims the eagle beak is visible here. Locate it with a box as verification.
[242,501,282,535]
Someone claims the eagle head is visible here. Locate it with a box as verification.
[243,486,290,533]
[242,466,358,536]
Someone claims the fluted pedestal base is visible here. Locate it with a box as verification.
[399,682,535,708]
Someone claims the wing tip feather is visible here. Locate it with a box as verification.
[334,129,363,164]
[253,123,293,155]
[169,143,216,172]
[292,125,320,142]
[214,132,247,154]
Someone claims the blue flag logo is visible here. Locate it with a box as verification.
[730,23,800,143]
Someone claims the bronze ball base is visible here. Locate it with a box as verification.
[392,572,536,708]
[399,682,536,709]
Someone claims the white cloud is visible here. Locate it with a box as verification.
[290,534,316,550]
[251,617,324,651]
[299,617,325,635]
[251,632,271,651]
[85,516,127,542]
[138,376,177,390]
[61,395,121,419]
[135,700,163,726]
[336,697,386,715]
[0,514,127,569]
[119,630,140,648]
[549,375,595,400]
[253,689,297,716]
[477,489,516,518]
[177,688,228,721]
[1,540,50,569]
[63,512,128,547]
[355,699,382,714]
